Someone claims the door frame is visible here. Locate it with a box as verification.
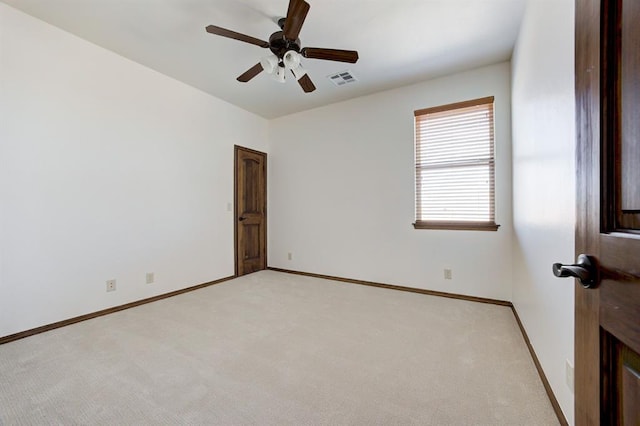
[234,145,267,276]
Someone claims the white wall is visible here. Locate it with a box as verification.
[0,4,268,338]
[511,0,575,424]
[268,63,513,301]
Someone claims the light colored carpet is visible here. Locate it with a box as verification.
[0,270,559,425]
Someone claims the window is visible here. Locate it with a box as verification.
[413,96,499,231]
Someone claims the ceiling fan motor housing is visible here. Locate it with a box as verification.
[268,30,301,60]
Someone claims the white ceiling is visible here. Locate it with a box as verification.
[3,0,526,119]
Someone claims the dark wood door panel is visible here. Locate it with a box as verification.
[621,357,640,425]
[621,0,640,214]
[603,336,640,425]
[242,223,262,264]
[242,157,262,214]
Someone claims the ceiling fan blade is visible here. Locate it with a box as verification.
[283,0,310,40]
[237,63,264,82]
[301,47,359,63]
[297,74,316,93]
[205,25,269,48]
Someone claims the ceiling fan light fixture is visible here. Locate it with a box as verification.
[272,65,287,83]
[291,64,307,81]
[283,50,302,70]
[260,55,279,74]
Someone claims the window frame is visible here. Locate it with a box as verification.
[413,96,499,232]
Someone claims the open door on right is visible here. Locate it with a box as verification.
[570,0,640,423]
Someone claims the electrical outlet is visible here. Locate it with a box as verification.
[146,272,154,284]
[287,252,292,261]
[566,359,574,393]
[444,269,452,280]
[106,279,116,292]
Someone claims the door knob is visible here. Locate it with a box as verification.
[238,216,246,221]
[552,254,598,288]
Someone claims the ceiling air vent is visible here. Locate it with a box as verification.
[327,70,358,86]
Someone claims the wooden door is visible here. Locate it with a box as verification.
[574,0,640,424]
[234,145,267,276]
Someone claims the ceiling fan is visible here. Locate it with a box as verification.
[205,0,359,93]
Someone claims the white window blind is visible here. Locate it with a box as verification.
[414,96,498,231]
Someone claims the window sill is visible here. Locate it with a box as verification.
[412,221,500,231]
